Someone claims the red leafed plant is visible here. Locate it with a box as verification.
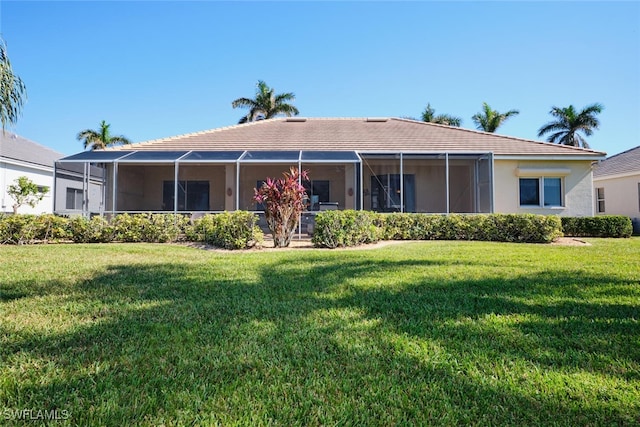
[253,167,309,247]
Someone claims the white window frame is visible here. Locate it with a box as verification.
[66,188,83,210]
[519,176,564,208]
[596,187,605,213]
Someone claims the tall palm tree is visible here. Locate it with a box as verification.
[421,103,462,127]
[0,38,27,131]
[77,120,131,151]
[537,103,603,149]
[232,80,299,124]
[472,102,519,133]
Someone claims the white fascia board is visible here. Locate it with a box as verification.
[494,154,606,161]
[593,171,640,181]
[0,157,54,173]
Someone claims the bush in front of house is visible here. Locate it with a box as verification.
[67,215,115,243]
[312,210,382,248]
[112,213,190,243]
[481,214,563,243]
[0,213,71,244]
[254,167,308,248]
[313,212,564,247]
[561,216,632,238]
[186,211,263,250]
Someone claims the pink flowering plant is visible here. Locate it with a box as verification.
[253,167,309,247]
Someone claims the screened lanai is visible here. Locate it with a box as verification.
[54,150,494,217]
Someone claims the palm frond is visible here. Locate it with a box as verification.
[232,81,299,123]
[231,97,258,109]
[0,38,27,130]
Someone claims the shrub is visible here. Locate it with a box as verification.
[562,216,632,238]
[0,214,71,244]
[312,210,382,248]
[254,167,308,248]
[320,212,563,246]
[485,214,563,243]
[67,216,114,243]
[186,211,263,250]
[112,213,189,243]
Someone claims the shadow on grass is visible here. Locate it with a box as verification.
[2,252,639,426]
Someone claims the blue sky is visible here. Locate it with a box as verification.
[2,1,639,156]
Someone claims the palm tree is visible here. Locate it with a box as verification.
[421,103,462,127]
[232,80,299,124]
[472,102,519,133]
[537,103,603,149]
[77,120,131,151]
[0,38,27,131]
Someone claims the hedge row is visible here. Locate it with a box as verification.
[313,212,565,248]
[312,210,382,248]
[186,212,263,250]
[1,212,632,249]
[0,212,262,249]
[561,215,633,238]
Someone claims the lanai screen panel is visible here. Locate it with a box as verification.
[401,154,447,213]
[241,151,300,162]
[116,151,189,163]
[57,151,134,162]
[180,151,244,162]
[301,151,360,162]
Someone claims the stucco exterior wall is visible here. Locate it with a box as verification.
[593,173,640,219]
[1,161,53,214]
[494,159,595,217]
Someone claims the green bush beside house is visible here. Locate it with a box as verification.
[0,212,632,248]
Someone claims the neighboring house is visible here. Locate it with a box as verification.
[1,132,58,214]
[593,145,640,232]
[56,117,605,218]
[0,131,103,215]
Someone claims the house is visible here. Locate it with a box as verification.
[1,132,59,214]
[0,131,103,215]
[593,145,640,233]
[55,117,605,219]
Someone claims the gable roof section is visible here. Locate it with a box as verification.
[593,145,640,178]
[105,117,605,159]
[0,131,63,168]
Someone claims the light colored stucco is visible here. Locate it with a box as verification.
[593,173,640,219]
[1,161,53,214]
[493,159,595,217]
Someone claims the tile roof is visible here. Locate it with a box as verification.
[106,117,606,158]
[593,145,640,178]
[0,131,63,168]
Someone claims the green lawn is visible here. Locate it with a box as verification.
[1,239,639,426]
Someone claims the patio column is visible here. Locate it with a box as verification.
[83,162,88,218]
[235,159,240,211]
[52,163,57,214]
[174,161,179,214]
[359,156,363,210]
[400,153,404,213]
[112,162,118,214]
[445,153,450,214]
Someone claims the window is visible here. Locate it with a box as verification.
[519,177,563,207]
[596,187,605,213]
[304,180,330,210]
[163,181,210,211]
[66,188,83,210]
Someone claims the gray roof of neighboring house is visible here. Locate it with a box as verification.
[0,131,63,168]
[593,145,640,178]
[104,117,606,158]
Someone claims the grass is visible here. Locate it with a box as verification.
[1,239,639,426]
